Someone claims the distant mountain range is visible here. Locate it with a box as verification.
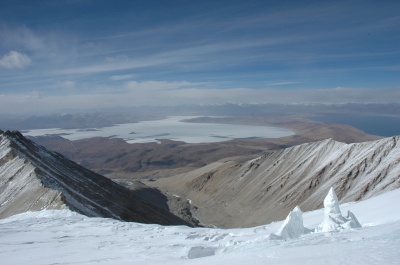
[0,130,193,226]
[1,103,399,130]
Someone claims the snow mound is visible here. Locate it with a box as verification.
[316,187,362,232]
[188,246,217,259]
[273,206,310,239]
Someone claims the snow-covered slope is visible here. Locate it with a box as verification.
[1,187,399,265]
[0,130,191,226]
[151,136,400,227]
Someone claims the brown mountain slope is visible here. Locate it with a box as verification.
[148,136,400,228]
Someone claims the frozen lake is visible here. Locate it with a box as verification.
[23,116,294,144]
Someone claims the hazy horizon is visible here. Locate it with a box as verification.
[0,0,399,114]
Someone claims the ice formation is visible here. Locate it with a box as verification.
[274,206,308,239]
[316,187,362,232]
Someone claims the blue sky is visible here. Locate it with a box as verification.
[0,0,399,113]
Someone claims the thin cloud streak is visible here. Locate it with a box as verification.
[267,82,301,86]
[56,34,314,76]
[110,74,135,81]
[0,84,399,114]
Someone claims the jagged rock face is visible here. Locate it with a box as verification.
[152,136,400,228]
[0,131,192,226]
[0,149,66,217]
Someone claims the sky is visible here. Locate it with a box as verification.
[0,0,399,114]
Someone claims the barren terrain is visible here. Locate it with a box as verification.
[31,116,380,181]
[28,116,388,228]
[148,136,400,227]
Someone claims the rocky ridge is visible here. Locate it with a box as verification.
[0,130,193,226]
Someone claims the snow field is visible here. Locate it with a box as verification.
[0,189,400,264]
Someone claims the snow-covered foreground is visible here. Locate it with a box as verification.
[1,189,400,265]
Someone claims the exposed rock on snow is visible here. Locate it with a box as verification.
[273,206,308,239]
[316,187,362,232]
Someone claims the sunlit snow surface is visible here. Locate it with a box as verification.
[1,189,400,264]
[23,116,294,143]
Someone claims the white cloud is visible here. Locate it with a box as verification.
[0,51,31,69]
[105,55,129,63]
[110,74,135,81]
[0,26,44,52]
[56,80,76,89]
[267,81,301,86]
[0,82,398,115]
[25,90,41,99]
[125,80,194,91]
